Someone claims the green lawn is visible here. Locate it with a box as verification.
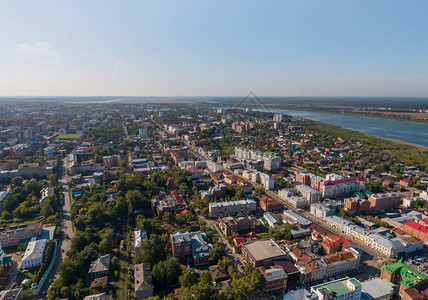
[55,134,79,139]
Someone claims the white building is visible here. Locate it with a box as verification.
[296,184,322,204]
[263,212,281,227]
[278,189,308,208]
[322,178,365,198]
[22,239,47,269]
[273,114,283,122]
[260,173,274,190]
[310,201,342,221]
[40,187,54,204]
[234,147,281,172]
[134,230,147,248]
[326,216,423,258]
[209,199,257,218]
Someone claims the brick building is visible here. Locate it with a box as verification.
[369,193,400,213]
[218,216,256,236]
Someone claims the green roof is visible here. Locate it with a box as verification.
[381,262,428,288]
[313,278,360,297]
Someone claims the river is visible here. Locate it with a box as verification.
[261,109,428,148]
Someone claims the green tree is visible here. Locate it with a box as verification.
[152,257,181,292]
[179,268,198,288]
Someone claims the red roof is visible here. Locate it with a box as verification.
[173,193,183,205]
[324,177,365,186]
[420,218,428,226]
[405,221,428,233]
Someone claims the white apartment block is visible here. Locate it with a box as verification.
[260,173,274,190]
[278,189,308,208]
[208,200,257,218]
[234,147,281,172]
[296,184,322,204]
[310,201,342,221]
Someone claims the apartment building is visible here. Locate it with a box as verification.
[322,177,365,198]
[259,195,282,212]
[208,199,256,218]
[260,173,274,190]
[310,201,342,221]
[218,216,256,236]
[278,189,308,208]
[344,197,371,214]
[0,222,43,248]
[170,231,212,266]
[234,147,281,172]
[257,266,287,292]
[296,184,322,204]
[368,193,400,213]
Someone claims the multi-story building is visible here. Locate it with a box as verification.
[295,171,311,186]
[344,197,371,214]
[401,279,428,300]
[381,260,428,298]
[152,193,186,216]
[273,114,283,122]
[259,195,282,212]
[208,199,256,218]
[0,222,43,248]
[102,155,121,168]
[360,278,395,300]
[311,277,362,300]
[278,189,308,208]
[368,193,400,213]
[257,265,287,292]
[234,147,281,172]
[290,246,361,283]
[200,184,226,199]
[296,184,322,204]
[22,239,47,269]
[326,216,423,258]
[218,216,256,236]
[322,177,365,198]
[241,239,287,267]
[310,201,342,221]
[403,219,428,245]
[260,173,274,190]
[170,231,212,266]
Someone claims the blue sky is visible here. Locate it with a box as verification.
[1,0,428,96]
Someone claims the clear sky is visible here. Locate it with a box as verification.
[1,0,428,97]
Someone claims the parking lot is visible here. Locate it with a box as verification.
[406,255,428,274]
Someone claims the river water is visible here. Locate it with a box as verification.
[262,109,428,148]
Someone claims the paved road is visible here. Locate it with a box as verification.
[123,123,133,167]
[39,159,75,297]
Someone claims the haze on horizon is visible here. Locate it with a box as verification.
[1,0,428,97]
